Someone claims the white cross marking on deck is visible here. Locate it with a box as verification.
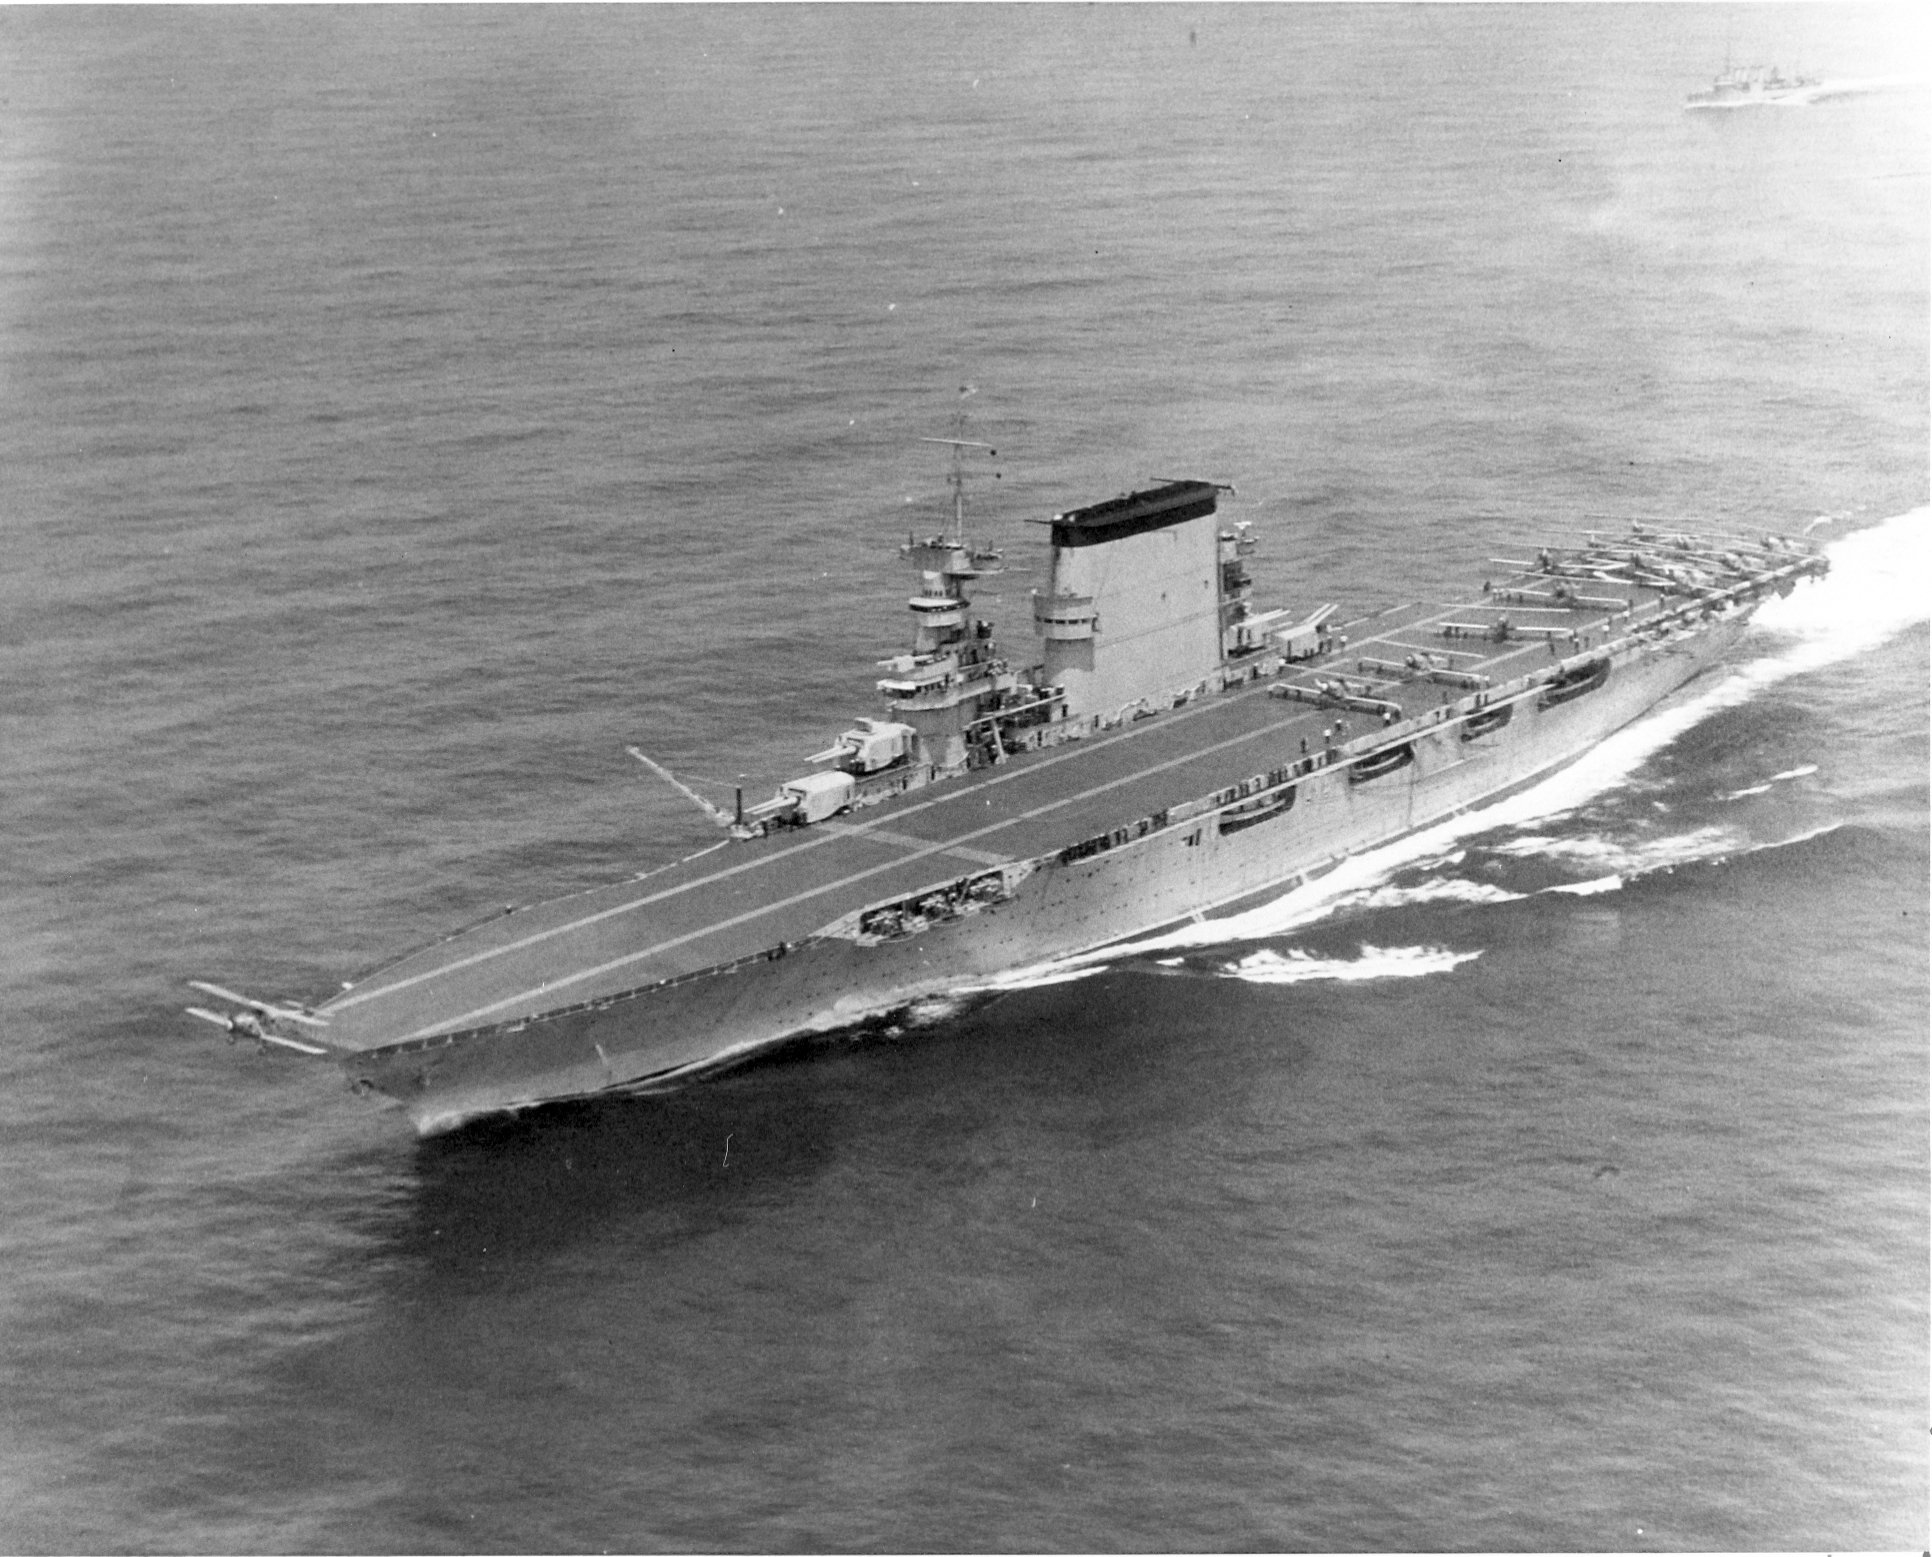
[818,821,1012,866]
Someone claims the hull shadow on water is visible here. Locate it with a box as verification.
[376,969,1314,1275]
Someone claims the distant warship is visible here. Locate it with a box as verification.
[1685,64,1825,109]
[191,441,1828,1134]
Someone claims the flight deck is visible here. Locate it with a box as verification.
[313,578,1664,1049]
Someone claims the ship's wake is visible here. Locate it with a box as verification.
[1811,74,1931,99]
[1691,76,1928,108]
[1484,818,1847,899]
[965,507,1924,994]
[1184,944,1485,986]
[1489,822,1746,875]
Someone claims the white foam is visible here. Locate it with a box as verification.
[955,962,1111,996]
[1544,875,1625,897]
[1745,508,1929,657]
[1488,824,1743,875]
[1327,877,1529,912]
[900,995,968,1027]
[1214,944,1483,985]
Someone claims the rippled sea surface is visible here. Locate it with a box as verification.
[1,6,1926,1552]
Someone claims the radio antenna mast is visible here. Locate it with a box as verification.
[917,436,996,544]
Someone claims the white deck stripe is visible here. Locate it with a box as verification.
[346,587,1604,1025]
[328,671,1295,1016]
[399,700,1326,1039]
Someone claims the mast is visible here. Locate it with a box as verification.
[875,421,1014,774]
[917,434,995,546]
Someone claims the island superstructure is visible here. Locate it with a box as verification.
[189,450,1828,1134]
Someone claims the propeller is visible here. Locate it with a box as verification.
[187,980,329,1026]
[184,1003,332,1056]
[185,981,334,1056]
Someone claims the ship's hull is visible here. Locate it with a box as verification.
[347,616,1748,1134]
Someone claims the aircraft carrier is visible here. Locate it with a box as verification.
[190,447,1828,1134]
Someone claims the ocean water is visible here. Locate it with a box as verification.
[1,5,1926,1552]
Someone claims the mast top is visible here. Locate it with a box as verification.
[915,434,998,545]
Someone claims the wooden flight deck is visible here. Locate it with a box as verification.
[310,547,1699,1053]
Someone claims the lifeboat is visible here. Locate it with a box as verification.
[1347,743,1416,784]
[1538,657,1611,708]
